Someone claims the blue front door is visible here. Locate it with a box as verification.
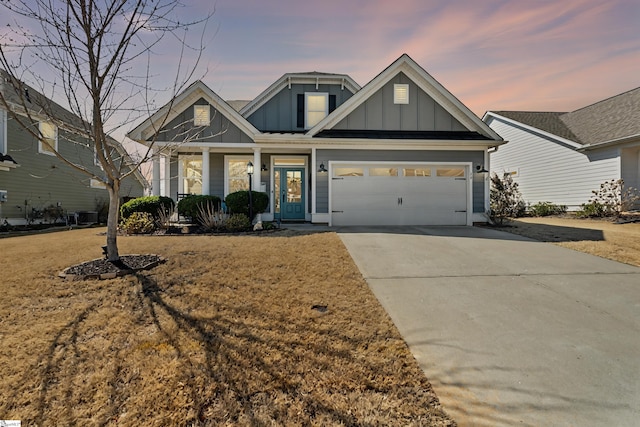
[275,168,305,220]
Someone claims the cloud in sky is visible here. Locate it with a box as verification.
[198,0,639,115]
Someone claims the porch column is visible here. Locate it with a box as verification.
[202,147,210,195]
[152,150,161,196]
[253,148,261,191]
[163,154,171,197]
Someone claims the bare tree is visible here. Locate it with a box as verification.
[0,0,212,261]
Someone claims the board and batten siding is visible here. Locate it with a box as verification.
[315,149,485,214]
[333,72,467,132]
[488,117,621,210]
[154,98,253,144]
[246,84,354,132]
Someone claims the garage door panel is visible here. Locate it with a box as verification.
[331,162,469,226]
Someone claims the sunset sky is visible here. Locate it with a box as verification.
[186,0,639,116]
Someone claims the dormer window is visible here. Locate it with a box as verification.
[305,93,328,129]
[394,84,409,104]
[194,105,210,126]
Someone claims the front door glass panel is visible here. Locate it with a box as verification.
[275,167,305,220]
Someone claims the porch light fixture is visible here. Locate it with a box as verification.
[475,164,489,174]
[318,162,328,173]
[261,163,268,171]
[247,162,254,221]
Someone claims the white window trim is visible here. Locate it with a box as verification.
[0,108,6,154]
[90,178,106,189]
[194,105,210,127]
[394,84,409,104]
[178,154,203,195]
[305,92,328,129]
[224,155,252,196]
[38,121,58,155]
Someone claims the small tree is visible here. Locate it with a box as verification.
[0,1,212,261]
[489,172,525,225]
[577,179,640,218]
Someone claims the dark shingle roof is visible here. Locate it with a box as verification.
[560,87,640,145]
[493,111,579,142]
[492,87,640,146]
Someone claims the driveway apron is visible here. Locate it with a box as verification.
[338,226,640,427]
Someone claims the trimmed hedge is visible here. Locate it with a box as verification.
[120,196,174,220]
[224,190,269,220]
[177,195,222,221]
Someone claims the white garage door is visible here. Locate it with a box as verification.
[330,162,470,226]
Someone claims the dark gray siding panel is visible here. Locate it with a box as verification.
[209,153,225,199]
[316,149,485,213]
[246,83,354,132]
[333,72,468,132]
[155,98,253,143]
[169,156,178,200]
[2,116,144,222]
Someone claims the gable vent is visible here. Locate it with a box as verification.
[394,84,409,104]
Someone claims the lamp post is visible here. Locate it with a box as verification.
[247,161,254,222]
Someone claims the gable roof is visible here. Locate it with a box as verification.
[309,54,502,141]
[487,87,640,149]
[127,80,259,143]
[240,72,360,119]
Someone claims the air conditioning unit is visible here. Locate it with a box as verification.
[0,190,7,202]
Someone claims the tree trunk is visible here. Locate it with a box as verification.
[106,181,121,262]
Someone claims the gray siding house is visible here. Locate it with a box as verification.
[129,54,504,226]
[484,87,640,210]
[0,72,147,225]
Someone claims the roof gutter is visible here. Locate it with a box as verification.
[577,133,640,152]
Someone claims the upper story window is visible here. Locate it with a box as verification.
[305,93,328,129]
[394,84,409,104]
[194,105,210,126]
[39,121,57,155]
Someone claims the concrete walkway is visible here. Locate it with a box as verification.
[338,226,640,427]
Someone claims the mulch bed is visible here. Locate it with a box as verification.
[59,254,164,280]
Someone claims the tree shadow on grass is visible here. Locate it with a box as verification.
[0,272,452,426]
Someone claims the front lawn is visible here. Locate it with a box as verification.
[0,228,454,426]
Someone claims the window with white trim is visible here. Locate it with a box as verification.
[180,155,203,195]
[39,121,57,155]
[225,156,252,195]
[394,84,409,104]
[90,178,106,189]
[305,93,328,129]
[194,105,210,126]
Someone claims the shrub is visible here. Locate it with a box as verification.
[197,201,228,231]
[120,196,174,220]
[576,179,640,218]
[177,195,221,221]
[224,191,269,220]
[528,202,567,217]
[225,213,251,232]
[489,172,526,225]
[120,212,155,234]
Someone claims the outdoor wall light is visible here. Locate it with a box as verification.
[475,164,489,173]
[261,163,268,171]
[318,162,328,173]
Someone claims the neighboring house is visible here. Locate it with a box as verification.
[0,70,148,225]
[128,54,504,226]
[484,87,640,210]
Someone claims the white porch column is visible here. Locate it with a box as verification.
[253,148,261,190]
[202,147,210,195]
[152,150,161,196]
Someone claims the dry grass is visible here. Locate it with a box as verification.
[0,228,454,426]
[501,216,640,267]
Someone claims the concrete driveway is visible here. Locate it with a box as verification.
[338,226,640,427]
